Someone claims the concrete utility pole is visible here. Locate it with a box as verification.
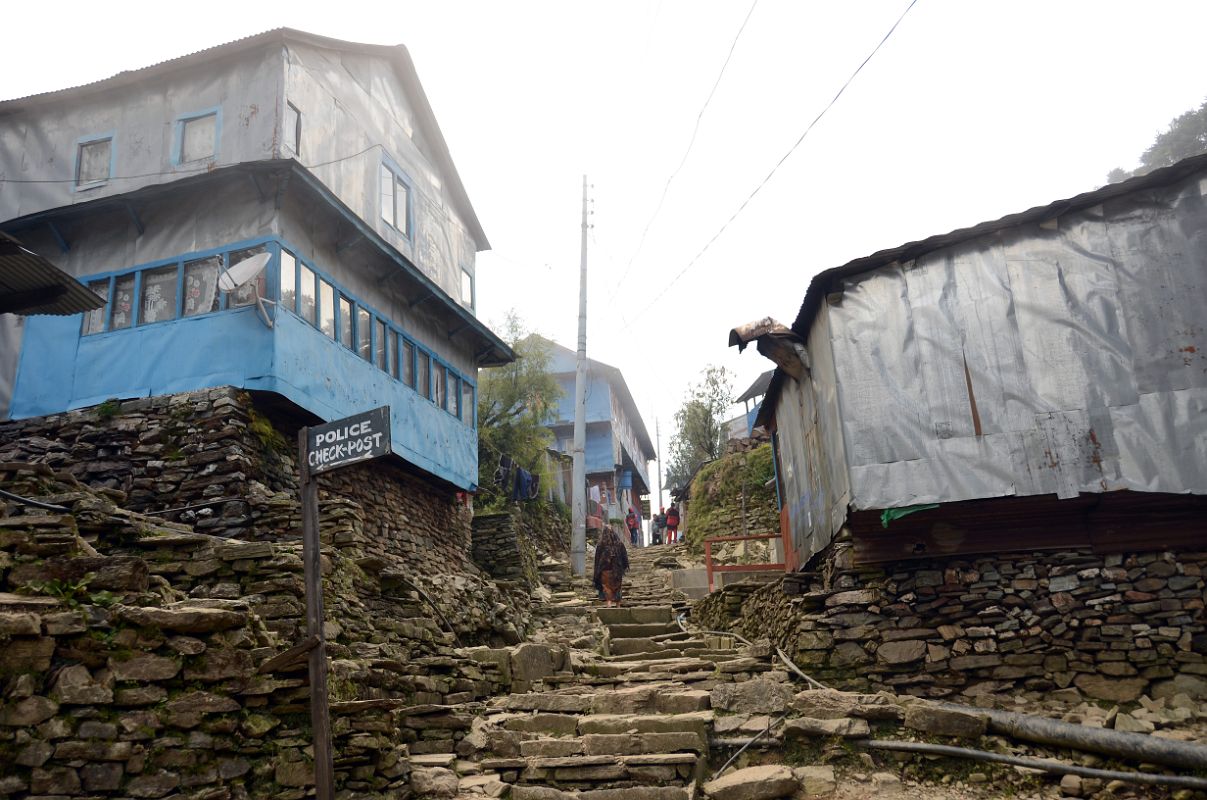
[571,176,589,577]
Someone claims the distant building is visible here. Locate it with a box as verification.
[0,29,512,492]
[539,338,654,528]
[734,154,1207,570]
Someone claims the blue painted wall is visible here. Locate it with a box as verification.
[13,295,478,491]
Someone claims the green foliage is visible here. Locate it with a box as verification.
[22,573,95,607]
[248,406,289,454]
[476,313,563,509]
[96,398,121,419]
[665,365,734,490]
[684,444,777,550]
[1108,96,1207,182]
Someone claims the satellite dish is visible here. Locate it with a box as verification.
[218,252,272,292]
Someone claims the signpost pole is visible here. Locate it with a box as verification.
[298,427,335,800]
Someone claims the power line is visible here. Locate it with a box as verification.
[624,0,920,326]
[0,144,384,185]
[606,0,761,304]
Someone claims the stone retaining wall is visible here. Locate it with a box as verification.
[694,538,1207,704]
[471,506,569,586]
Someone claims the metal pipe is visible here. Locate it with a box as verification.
[936,702,1207,771]
[710,711,790,781]
[0,488,67,512]
[859,739,1207,791]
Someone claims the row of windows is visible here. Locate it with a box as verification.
[77,239,476,428]
[277,247,475,425]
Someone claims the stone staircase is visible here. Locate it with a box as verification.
[395,540,790,798]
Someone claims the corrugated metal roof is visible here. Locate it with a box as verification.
[0,28,490,252]
[735,369,774,404]
[0,233,103,316]
[790,151,1207,339]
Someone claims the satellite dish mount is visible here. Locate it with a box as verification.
[218,251,275,329]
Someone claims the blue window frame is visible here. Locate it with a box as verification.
[379,156,413,238]
[75,132,115,189]
[173,107,222,164]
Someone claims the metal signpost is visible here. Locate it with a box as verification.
[296,405,391,800]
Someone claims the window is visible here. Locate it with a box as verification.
[402,340,415,388]
[279,251,297,313]
[357,308,371,360]
[460,268,474,309]
[338,296,353,349]
[375,319,387,370]
[462,381,475,427]
[298,265,316,324]
[140,266,178,324]
[379,162,411,236]
[81,280,109,335]
[228,245,267,308]
[77,137,112,187]
[284,102,301,157]
[179,112,218,163]
[111,275,135,330]
[184,256,221,316]
[387,330,398,378]
[418,351,431,399]
[450,375,461,418]
[434,363,447,409]
[318,280,335,338]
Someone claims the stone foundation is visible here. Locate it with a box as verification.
[471,506,569,586]
[694,537,1207,703]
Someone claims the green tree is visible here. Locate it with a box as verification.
[476,313,562,509]
[665,365,734,489]
[1108,97,1207,182]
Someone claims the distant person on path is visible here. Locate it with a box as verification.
[666,504,681,544]
[652,507,666,545]
[625,507,641,546]
[593,526,630,607]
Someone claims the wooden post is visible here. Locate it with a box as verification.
[298,427,335,800]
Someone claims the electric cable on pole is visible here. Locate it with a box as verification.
[570,176,590,577]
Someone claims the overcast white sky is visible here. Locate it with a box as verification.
[4,1,1206,505]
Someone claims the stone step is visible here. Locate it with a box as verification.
[500,693,594,713]
[594,606,673,625]
[512,787,691,800]
[517,730,705,757]
[602,622,681,638]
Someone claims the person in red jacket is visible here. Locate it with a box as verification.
[625,507,640,547]
[665,504,681,543]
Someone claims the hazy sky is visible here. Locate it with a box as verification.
[3,1,1206,505]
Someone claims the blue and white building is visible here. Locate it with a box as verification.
[542,339,654,525]
[0,29,512,491]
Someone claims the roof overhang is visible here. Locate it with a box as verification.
[0,233,103,316]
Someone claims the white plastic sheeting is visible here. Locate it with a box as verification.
[822,171,1207,511]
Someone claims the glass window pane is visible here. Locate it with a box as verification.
[434,363,446,409]
[460,269,473,308]
[181,114,216,162]
[338,296,353,348]
[279,251,296,312]
[81,280,109,335]
[111,275,135,330]
[386,331,398,378]
[375,320,387,370]
[285,103,300,157]
[396,178,409,235]
[402,340,415,388]
[228,245,267,308]
[380,164,394,225]
[418,351,431,399]
[78,139,111,185]
[462,381,474,427]
[298,265,316,324]
[140,266,178,325]
[357,308,371,360]
[318,280,335,338]
[450,376,461,418]
[184,256,221,316]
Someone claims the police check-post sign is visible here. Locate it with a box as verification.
[305,406,391,475]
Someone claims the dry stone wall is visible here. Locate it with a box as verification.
[470,506,569,587]
[695,536,1207,704]
[0,388,525,644]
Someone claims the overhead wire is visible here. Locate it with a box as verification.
[606,0,761,305]
[622,0,920,327]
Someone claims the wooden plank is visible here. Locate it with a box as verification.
[299,428,335,800]
[256,635,319,674]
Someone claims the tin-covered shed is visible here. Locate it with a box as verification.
[736,153,1207,568]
